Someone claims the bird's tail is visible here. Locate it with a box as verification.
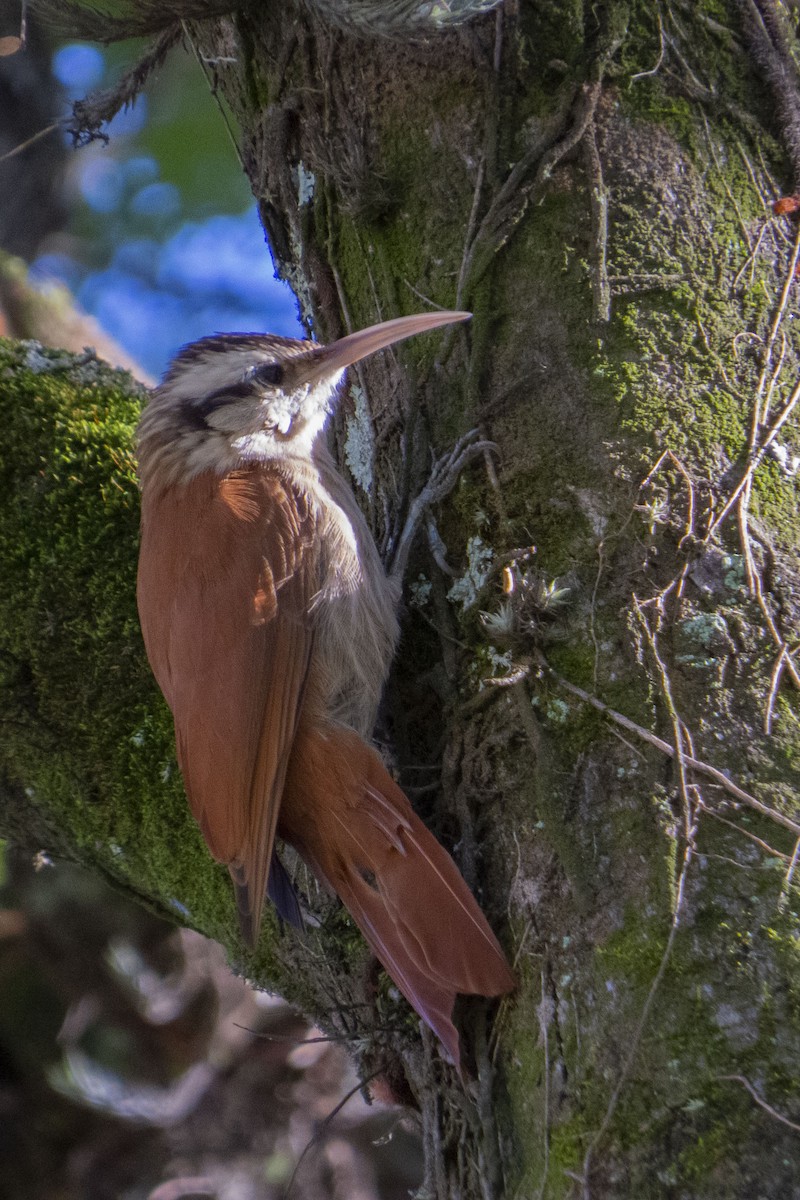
[279,724,515,1066]
[232,852,304,946]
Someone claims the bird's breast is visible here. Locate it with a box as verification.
[299,460,400,738]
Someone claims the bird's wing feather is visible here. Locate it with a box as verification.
[137,468,317,943]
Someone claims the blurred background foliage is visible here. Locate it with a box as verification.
[1,2,301,380]
[0,843,423,1200]
[0,7,420,1197]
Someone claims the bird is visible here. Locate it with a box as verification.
[136,310,515,1065]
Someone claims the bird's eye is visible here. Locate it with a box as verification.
[252,362,284,387]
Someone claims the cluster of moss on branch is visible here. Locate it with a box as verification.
[0,339,239,948]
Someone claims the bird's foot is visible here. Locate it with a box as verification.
[388,429,496,585]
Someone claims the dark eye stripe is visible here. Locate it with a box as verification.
[182,381,255,430]
[205,381,256,403]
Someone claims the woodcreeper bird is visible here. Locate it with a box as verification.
[136,310,514,1064]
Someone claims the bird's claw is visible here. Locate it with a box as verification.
[389,430,497,583]
[423,429,497,507]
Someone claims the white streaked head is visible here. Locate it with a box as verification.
[137,333,341,488]
[136,311,471,490]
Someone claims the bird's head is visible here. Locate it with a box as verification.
[137,311,470,488]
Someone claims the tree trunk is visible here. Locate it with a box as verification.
[5,1,800,1195]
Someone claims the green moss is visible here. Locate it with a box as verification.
[234,9,270,112]
[501,940,553,1193]
[751,457,800,548]
[598,904,671,990]
[0,341,239,948]
[677,1114,743,1185]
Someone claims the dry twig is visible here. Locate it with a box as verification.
[544,664,800,837]
[718,1074,800,1135]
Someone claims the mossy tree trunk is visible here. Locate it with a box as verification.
[5,1,800,1195]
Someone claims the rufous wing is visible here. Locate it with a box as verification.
[137,467,318,945]
[280,724,515,1066]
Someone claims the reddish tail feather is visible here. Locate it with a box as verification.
[278,724,515,1065]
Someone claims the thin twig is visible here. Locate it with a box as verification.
[780,836,800,904]
[583,118,611,322]
[631,10,665,81]
[702,808,792,862]
[633,597,699,846]
[233,1024,375,1044]
[285,1066,383,1199]
[700,229,800,704]
[533,967,552,1200]
[181,21,246,173]
[743,505,800,693]
[69,25,183,144]
[717,1074,800,1134]
[544,664,800,837]
[709,222,800,537]
[456,154,486,312]
[460,81,599,298]
[581,836,694,1196]
[765,649,789,734]
[0,121,61,165]
[590,447,693,688]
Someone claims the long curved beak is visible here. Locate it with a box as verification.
[289,310,470,388]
